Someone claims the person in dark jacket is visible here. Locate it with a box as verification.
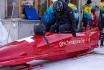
[99,0,104,47]
[50,0,76,37]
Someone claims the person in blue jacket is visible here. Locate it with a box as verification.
[41,4,56,32]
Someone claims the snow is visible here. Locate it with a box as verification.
[94,47,104,54]
[32,48,104,70]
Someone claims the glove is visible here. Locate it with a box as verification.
[72,33,76,37]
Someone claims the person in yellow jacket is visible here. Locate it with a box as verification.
[99,0,104,11]
[82,0,93,30]
[83,2,92,14]
[68,1,77,10]
[68,1,79,29]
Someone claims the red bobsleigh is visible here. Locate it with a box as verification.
[0,28,99,67]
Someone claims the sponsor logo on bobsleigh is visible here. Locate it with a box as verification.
[59,38,86,47]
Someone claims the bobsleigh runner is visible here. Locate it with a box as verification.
[0,27,99,70]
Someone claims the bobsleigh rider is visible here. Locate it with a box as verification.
[39,0,78,37]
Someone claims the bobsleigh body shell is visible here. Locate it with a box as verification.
[0,28,99,66]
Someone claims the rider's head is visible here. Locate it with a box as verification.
[87,0,92,5]
[53,1,64,13]
[34,24,46,35]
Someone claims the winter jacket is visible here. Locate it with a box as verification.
[68,2,79,24]
[83,4,93,24]
[41,5,56,25]
[54,1,76,36]
[99,2,104,29]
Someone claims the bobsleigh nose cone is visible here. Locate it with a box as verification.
[0,44,24,62]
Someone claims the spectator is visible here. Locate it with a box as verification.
[83,0,93,31]
[68,0,79,29]
[99,0,104,47]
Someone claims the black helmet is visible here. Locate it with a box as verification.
[53,1,64,12]
[87,0,92,4]
[34,24,46,35]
